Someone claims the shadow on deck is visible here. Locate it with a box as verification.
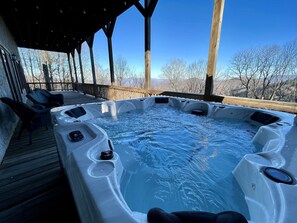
[0,91,105,223]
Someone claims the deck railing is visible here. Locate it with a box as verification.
[27,82,297,114]
[27,82,73,91]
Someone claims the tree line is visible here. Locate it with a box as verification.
[228,39,297,101]
[20,39,297,102]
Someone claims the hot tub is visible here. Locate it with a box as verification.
[51,97,297,223]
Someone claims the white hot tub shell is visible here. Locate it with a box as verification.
[51,97,297,223]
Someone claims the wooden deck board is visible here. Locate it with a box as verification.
[0,150,58,186]
[0,92,104,223]
[0,183,78,223]
[0,167,62,211]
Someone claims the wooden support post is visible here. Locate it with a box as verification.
[77,45,85,94]
[135,0,158,96]
[48,63,54,90]
[144,4,151,96]
[76,45,85,85]
[67,52,75,91]
[108,37,115,85]
[43,63,51,91]
[70,50,78,84]
[86,35,98,97]
[103,19,116,85]
[204,0,225,101]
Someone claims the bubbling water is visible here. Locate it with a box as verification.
[93,105,259,219]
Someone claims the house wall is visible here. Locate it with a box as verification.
[0,15,22,162]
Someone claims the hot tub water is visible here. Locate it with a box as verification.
[93,105,258,218]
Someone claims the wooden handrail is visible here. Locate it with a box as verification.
[27,82,297,114]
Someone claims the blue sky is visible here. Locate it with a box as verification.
[91,0,297,78]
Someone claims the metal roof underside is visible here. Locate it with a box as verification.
[0,0,137,53]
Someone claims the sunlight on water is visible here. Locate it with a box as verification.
[93,105,259,219]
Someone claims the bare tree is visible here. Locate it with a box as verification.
[53,53,71,90]
[268,40,297,100]
[133,71,145,89]
[80,43,93,83]
[184,60,206,93]
[96,63,110,85]
[114,56,130,86]
[124,69,145,88]
[160,59,186,92]
[19,48,31,82]
[228,40,297,101]
[20,48,73,90]
[19,48,45,89]
[229,49,260,97]
[254,46,279,99]
[213,68,242,96]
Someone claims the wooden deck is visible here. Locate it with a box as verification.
[0,91,105,223]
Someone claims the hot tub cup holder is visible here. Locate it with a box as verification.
[263,167,295,185]
[89,161,115,177]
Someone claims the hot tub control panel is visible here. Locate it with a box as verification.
[69,130,84,142]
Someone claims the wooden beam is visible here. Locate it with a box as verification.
[135,0,158,96]
[103,19,116,38]
[42,64,51,91]
[204,0,225,101]
[103,19,117,85]
[66,53,74,90]
[135,0,158,17]
[144,10,151,95]
[70,50,78,84]
[147,0,158,17]
[107,37,115,85]
[76,45,85,85]
[134,1,145,16]
[86,35,97,88]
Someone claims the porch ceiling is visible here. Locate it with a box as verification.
[0,0,137,53]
